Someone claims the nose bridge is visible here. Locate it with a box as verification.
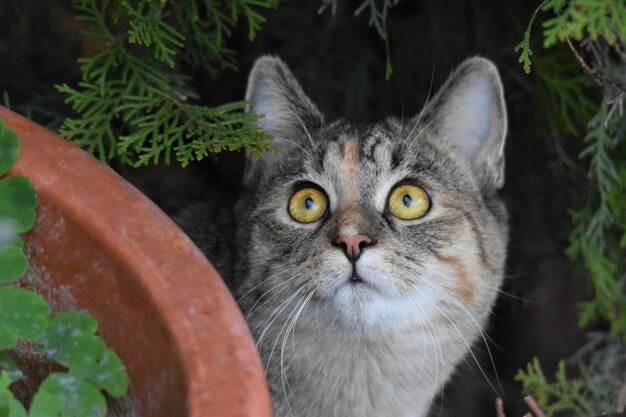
[333,205,376,262]
[335,204,369,236]
[332,138,379,261]
[335,138,360,201]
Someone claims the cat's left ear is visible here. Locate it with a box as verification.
[243,56,323,184]
[245,56,323,149]
[421,57,507,189]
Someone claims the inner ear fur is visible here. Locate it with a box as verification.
[244,55,324,183]
[419,57,508,189]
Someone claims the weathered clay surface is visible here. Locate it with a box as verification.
[1,106,271,417]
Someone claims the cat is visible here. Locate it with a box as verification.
[177,55,508,417]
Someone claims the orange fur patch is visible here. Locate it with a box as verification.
[436,254,475,304]
[336,139,360,199]
[439,199,497,273]
[335,139,364,234]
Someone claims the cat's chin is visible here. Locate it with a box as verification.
[327,276,414,329]
[322,272,441,330]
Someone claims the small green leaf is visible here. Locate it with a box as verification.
[0,371,27,417]
[0,176,38,233]
[72,350,129,398]
[0,244,28,284]
[29,373,106,417]
[0,287,49,348]
[39,311,105,368]
[39,310,130,398]
[0,323,16,350]
[0,121,20,177]
[0,353,24,381]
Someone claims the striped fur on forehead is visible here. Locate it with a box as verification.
[255,119,488,216]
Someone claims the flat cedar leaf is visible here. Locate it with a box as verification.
[71,350,129,398]
[0,352,24,381]
[0,287,49,348]
[29,373,106,417]
[0,371,27,417]
[0,176,38,232]
[39,310,106,369]
[0,244,28,284]
[0,120,20,177]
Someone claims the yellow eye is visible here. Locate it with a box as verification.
[388,184,430,220]
[288,187,328,223]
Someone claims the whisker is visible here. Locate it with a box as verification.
[238,274,289,302]
[424,281,504,394]
[275,134,316,161]
[447,278,500,322]
[256,286,305,351]
[428,279,501,349]
[246,272,302,318]
[403,289,445,415]
[399,290,429,381]
[293,112,319,154]
[407,114,441,150]
[496,288,534,303]
[267,291,307,373]
[408,281,501,396]
[404,65,436,145]
[281,291,314,395]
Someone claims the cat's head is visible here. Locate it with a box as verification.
[240,56,508,331]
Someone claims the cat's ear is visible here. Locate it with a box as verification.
[421,57,507,189]
[245,55,323,149]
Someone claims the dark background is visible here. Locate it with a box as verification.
[0,1,595,415]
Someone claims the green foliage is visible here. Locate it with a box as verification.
[0,120,36,285]
[532,49,598,136]
[318,0,405,80]
[516,358,587,416]
[514,2,543,73]
[59,0,278,167]
[567,101,626,333]
[0,123,19,176]
[29,373,107,417]
[517,0,626,334]
[0,354,23,381]
[515,0,626,73]
[516,335,626,416]
[0,372,27,417]
[542,0,626,48]
[0,287,50,349]
[0,177,37,234]
[516,1,626,414]
[0,244,27,287]
[27,316,130,417]
[0,121,129,415]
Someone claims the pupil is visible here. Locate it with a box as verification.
[402,194,412,207]
[305,197,315,210]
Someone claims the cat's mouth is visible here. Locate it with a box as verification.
[349,271,366,284]
[346,271,375,290]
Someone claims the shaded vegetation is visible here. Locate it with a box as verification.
[1,0,625,416]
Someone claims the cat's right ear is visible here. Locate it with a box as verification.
[245,55,323,154]
[418,57,508,190]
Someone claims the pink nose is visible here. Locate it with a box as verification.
[335,234,373,262]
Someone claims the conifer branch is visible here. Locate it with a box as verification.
[58,0,278,167]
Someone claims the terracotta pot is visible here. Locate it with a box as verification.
[1,106,271,417]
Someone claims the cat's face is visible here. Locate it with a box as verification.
[240,57,508,332]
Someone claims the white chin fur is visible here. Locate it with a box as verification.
[322,250,444,330]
